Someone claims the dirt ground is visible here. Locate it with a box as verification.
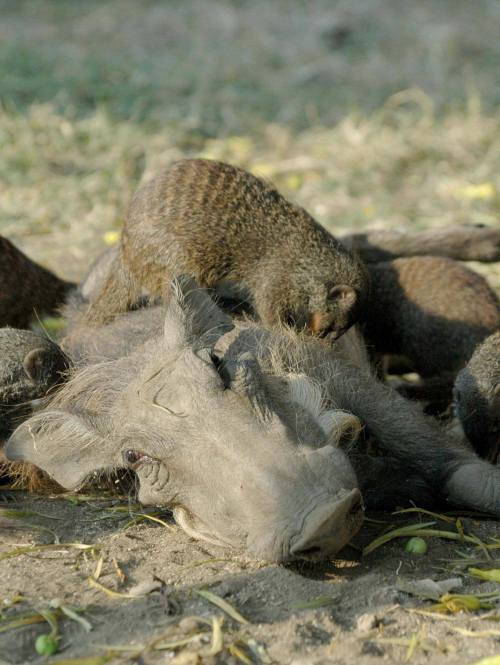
[0,492,499,665]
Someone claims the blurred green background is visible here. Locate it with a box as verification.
[1,0,499,286]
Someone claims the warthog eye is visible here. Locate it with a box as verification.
[123,449,149,467]
[210,350,223,371]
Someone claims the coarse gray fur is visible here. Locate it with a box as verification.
[6,279,500,562]
[455,331,500,463]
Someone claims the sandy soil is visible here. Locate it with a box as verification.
[1,490,499,665]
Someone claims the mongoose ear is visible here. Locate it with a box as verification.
[22,345,69,384]
[23,348,50,382]
[329,285,357,311]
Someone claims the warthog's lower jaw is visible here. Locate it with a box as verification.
[289,488,364,561]
[172,506,235,549]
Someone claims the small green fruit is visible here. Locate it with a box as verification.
[405,536,428,555]
[35,633,59,656]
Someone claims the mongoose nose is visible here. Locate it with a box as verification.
[290,489,363,559]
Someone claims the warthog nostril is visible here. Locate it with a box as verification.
[290,488,364,560]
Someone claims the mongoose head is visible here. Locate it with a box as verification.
[303,256,369,341]
[307,284,361,340]
[0,328,70,441]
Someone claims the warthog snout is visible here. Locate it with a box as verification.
[290,488,363,560]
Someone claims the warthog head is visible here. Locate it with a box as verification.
[6,278,364,562]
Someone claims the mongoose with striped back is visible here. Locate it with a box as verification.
[83,159,370,340]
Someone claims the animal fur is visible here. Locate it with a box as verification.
[83,159,369,339]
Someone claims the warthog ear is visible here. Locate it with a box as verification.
[164,275,234,350]
[220,351,272,421]
[5,410,120,489]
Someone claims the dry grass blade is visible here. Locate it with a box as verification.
[195,589,249,625]
[129,511,175,530]
[0,508,60,542]
[48,657,114,665]
[469,656,500,665]
[112,558,126,583]
[154,634,206,650]
[92,553,104,580]
[57,606,92,633]
[0,507,63,520]
[208,616,224,655]
[0,523,61,543]
[377,631,431,657]
[0,608,62,634]
[88,577,139,599]
[290,596,337,610]
[95,644,144,651]
[393,508,456,524]
[405,631,420,662]
[469,568,500,582]
[0,543,96,561]
[363,522,492,557]
[39,608,59,634]
[450,627,500,638]
[427,593,497,614]
[228,641,253,665]
[363,521,435,555]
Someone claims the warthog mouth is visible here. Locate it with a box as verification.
[172,506,235,549]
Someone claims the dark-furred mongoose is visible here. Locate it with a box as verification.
[0,236,75,329]
[0,328,70,489]
[365,256,500,378]
[454,331,500,463]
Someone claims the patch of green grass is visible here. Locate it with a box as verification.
[1,0,500,134]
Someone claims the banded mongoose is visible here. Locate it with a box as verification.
[364,256,500,380]
[0,328,70,441]
[341,224,500,263]
[0,328,70,489]
[0,236,75,329]
[454,331,500,463]
[83,159,370,339]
